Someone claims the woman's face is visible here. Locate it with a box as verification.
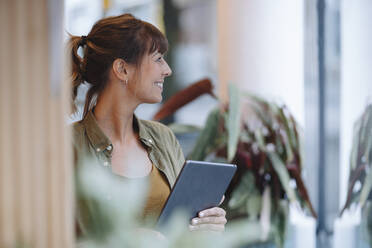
[129,51,172,104]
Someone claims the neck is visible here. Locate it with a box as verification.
[93,81,140,144]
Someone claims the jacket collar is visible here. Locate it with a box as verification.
[81,110,154,156]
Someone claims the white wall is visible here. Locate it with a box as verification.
[217,0,305,126]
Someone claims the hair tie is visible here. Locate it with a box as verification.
[80,35,87,46]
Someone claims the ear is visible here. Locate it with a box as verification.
[112,58,129,81]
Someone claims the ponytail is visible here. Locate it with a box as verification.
[68,34,86,113]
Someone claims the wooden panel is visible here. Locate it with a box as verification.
[0,1,16,246]
[0,0,73,247]
[14,0,33,244]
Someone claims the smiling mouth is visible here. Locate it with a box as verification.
[155,82,163,90]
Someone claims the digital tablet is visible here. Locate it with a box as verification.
[156,160,237,227]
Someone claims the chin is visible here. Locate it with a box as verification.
[146,96,162,104]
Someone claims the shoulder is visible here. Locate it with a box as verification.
[138,118,185,184]
[139,119,171,132]
[71,121,85,143]
[138,119,176,140]
[70,120,90,156]
[72,120,84,133]
[137,118,183,161]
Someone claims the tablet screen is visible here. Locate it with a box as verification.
[157,160,237,227]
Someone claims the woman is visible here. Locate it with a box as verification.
[70,13,226,237]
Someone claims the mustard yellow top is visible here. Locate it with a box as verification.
[142,164,171,220]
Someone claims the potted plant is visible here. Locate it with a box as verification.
[153,79,317,247]
[340,103,372,247]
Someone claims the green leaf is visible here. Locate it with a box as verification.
[361,201,372,246]
[228,172,257,210]
[297,126,305,171]
[242,92,270,126]
[188,108,221,160]
[276,106,296,161]
[226,84,241,161]
[247,97,271,127]
[343,104,372,214]
[223,220,263,246]
[271,200,289,248]
[274,130,285,154]
[240,130,252,143]
[359,106,372,148]
[211,156,229,164]
[367,202,372,247]
[254,128,266,150]
[167,123,201,134]
[279,127,294,163]
[363,109,372,164]
[350,119,362,171]
[267,152,297,203]
[360,168,372,207]
[340,164,367,215]
[246,193,262,221]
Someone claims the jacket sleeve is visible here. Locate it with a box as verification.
[170,130,186,178]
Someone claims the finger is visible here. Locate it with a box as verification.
[189,223,225,232]
[199,207,226,217]
[191,216,227,225]
[219,195,225,205]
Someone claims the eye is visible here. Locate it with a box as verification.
[156,56,163,62]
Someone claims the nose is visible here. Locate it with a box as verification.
[163,61,172,77]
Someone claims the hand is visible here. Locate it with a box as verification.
[189,206,227,233]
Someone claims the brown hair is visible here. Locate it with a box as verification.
[68,13,168,118]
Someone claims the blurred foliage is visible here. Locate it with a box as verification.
[362,202,372,248]
[341,104,372,247]
[75,158,267,247]
[12,240,31,248]
[153,79,316,248]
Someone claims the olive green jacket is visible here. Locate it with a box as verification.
[72,110,185,188]
[72,110,185,238]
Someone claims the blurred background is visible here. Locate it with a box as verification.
[1,0,372,247]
